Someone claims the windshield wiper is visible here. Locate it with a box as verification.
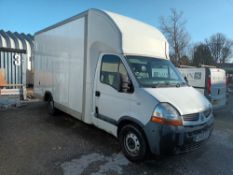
[155,82,186,88]
[152,83,162,88]
[142,83,161,88]
[145,82,186,88]
[151,82,170,88]
[173,82,187,88]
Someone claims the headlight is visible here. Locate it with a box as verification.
[151,103,182,126]
[203,104,212,117]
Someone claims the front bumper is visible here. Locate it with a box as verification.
[144,116,214,155]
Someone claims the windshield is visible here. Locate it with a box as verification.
[126,56,186,88]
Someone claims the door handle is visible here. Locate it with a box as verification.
[95,91,101,97]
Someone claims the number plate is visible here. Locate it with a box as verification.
[194,130,210,142]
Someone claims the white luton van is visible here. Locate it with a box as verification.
[34,9,214,161]
[179,67,226,110]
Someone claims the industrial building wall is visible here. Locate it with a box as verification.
[0,50,25,87]
[0,30,34,88]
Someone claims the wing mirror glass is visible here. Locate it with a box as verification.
[118,73,133,93]
[184,76,189,84]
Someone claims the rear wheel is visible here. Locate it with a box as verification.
[48,97,57,115]
[119,124,147,162]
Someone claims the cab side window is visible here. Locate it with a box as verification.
[100,55,128,91]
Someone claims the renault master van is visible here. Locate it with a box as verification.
[34,9,214,161]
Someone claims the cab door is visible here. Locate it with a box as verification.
[94,54,133,133]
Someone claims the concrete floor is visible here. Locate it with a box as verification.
[0,93,232,175]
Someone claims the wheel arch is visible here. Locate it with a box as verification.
[44,91,53,102]
[117,116,146,137]
[117,116,152,160]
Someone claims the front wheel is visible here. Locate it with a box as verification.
[119,124,148,162]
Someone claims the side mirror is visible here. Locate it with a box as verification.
[120,74,133,93]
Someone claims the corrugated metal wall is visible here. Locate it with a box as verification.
[0,30,33,88]
[0,51,25,86]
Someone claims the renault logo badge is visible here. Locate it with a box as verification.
[200,113,205,122]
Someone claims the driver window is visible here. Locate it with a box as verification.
[100,55,128,91]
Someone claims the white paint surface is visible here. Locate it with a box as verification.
[106,11,169,59]
[145,86,210,115]
[34,17,85,114]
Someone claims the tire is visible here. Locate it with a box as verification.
[48,97,57,116]
[119,124,147,162]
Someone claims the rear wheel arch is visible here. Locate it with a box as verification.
[44,91,58,115]
[44,91,53,102]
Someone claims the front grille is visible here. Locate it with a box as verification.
[182,108,211,122]
[174,141,203,154]
[181,142,202,152]
[183,113,199,121]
